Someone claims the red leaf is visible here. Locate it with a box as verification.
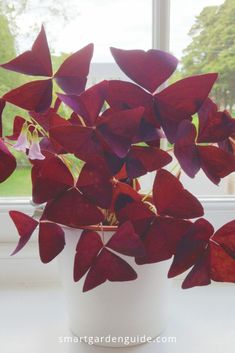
[218,138,235,155]
[29,109,68,132]
[110,47,178,93]
[54,43,94,94]
[6,116,25,140]
[74,230,103,282]
[0,139,17,182]
[9,211,38,255]
[1,25,52,77]
[113,181,143,202]
[68,112,82,125]
[198,98,235,143]
[0,99,6,137]
[126,145,172,179]
[39,222,65,263]
[111,181,143,211]
[133,117,162,144]
[153,169,204,219]
[106,80,158,126]
[49,125,102,162]
[114,198,153,223]
[97,107,145,158]
[76,157,113,208]
[42,188,105,228]
[106,221,145,257]
[198,145,235,184]
[32,156,74,204]
[210,242,235,283]
[136,217,192,264]
[182,222,235,288]
[115,197,155,237]
[155,74,218,143]
[51,107,146,161]
[182,249,211,289]
[58,80,107,126]
[83,248,137,292]
[212,220,235,259]
[49,113,71,130]
[39,136,64,155]
[103,150,125,176]
[53,97,62,112]
[174,120,200,178]
[3,79,53,113]
[168,218,214,278]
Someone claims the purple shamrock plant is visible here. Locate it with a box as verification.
[1,25,235,292]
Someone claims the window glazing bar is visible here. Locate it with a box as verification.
[152,0,170,51]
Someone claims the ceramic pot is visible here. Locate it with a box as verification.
[58,226,170,347]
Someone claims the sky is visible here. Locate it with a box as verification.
[15,0,225,62]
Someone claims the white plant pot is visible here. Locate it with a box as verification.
[58,227,170,347]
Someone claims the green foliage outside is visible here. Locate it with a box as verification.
[0,167,31,196]
[181,0,235,111]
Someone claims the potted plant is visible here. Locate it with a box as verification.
[1,25,235,347]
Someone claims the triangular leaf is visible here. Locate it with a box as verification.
[198,145,235,185]
[74,230,103,282]
[3,79,53,113]
[110,47,178,93]
[1,25,52,77]
[168,218,214,278]
[54,43,94,94]
[39,222,65,263]
[32,156,74,204]
[106,221,145,257]
[9,211,38,255]
[126,145,172,179]
[153,169,204,219]
[155,73,218,143]
[42,188,105,228]
[76,157,113,208]
[83,248,137,292]
[58,80,107,126]
[174,120,200,178]
[182,249,211,289]
[136,217,192,264]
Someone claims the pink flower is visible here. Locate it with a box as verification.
[28,130,45,160]
[13,124,30,152]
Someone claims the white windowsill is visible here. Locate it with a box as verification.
[1,281,235,353]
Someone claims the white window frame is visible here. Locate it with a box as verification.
[0,0,234,285]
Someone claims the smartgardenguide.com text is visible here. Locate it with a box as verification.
[58,335,177,345]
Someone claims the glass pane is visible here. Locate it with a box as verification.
[170,0,235,196]
[0,0,152,196]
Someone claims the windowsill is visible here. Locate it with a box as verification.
[1,281,235,353]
